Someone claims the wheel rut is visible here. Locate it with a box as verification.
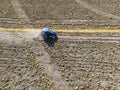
[10,0,71,89]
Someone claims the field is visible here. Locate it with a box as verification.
[0,0,17,18]
[42,38,120,90]
[0,40,54,90]
[0,0,120,90]
[0,32,120,90]
[18,0,106,20]
[0,0,120,29]
[84,0,120,16]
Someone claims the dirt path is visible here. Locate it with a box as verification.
[10,0,34,28]
[10,0,29,20]
[31,41,72,90]
[34,34,120,43]
[4,1,120,89]
[59,36,120,40]
[10,0,72,89]
[59,36,120,43]
[74,0,120,20]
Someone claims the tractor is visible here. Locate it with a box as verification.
[41,27,58,47]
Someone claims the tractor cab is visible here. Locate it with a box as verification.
[41,27,58,47]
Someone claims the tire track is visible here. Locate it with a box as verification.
[31,41,72,90]
[59,36,120,43]
[74,0,120,20]
[59,36,120,40]
[10,0,29,20]
[10,0,71,89]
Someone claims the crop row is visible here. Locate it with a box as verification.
[0,41,54,90]
[43,40,120,90]
[18,0,108,20]
[0,0,17,18]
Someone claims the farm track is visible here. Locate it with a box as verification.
[43,39,120,90]
[0,0,17,18]
[0,0,120,29]
[18,0,113,20]
[10,0,33,29]
[0,30,120,89]
[10,0,29,19]
[0,0,120,89]
[31,41,72,90]
[5,0,71,89]
[84,0,120,17]
[0,40,55,90]
[0,18,120,29]
[59,36,120,43]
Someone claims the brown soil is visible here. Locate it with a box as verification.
[0,19,120,29]
[18,0,108,20]
[0,0,17,18]
[0,0,120,89]
[84,0,120,16]
[0,40,54,90]
[42,39,120,90]
[0,0,120,29]
[0,1,72,89]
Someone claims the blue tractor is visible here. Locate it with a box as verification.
[41,27,58,47]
